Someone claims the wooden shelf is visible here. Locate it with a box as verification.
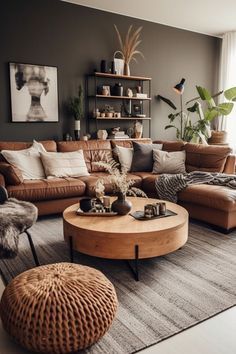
[91,72,152,81]
[92,94,151,101]
[94,116,151,120]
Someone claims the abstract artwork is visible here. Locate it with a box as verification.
[9,62,58,122]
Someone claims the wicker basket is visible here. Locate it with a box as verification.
[0,263,118,354]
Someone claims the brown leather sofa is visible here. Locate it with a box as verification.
[0,139,235,232]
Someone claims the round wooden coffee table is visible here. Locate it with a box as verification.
[63,197,188,280]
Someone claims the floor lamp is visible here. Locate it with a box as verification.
[173,78,185,139]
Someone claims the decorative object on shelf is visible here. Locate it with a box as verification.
[64,133,73,141]
[114,112,121,118]
[127,88,133,97]
[105,104,114,117]
[114,25,144,76]
[157,83,236,144]
[102,85,110,96]
[94,159,147,215]
[123,100,132,117]
[109,127,129,139]
[137,85,142,93]
[100,60,107,73]
[133,103,142,116]
[113,52,124,75]
[69,84,84,141]
[127,126,134,138]
[111,61,116,74]
[9,62,58,122]
[97,129,108,140]
[113,83,123,96]
[134,121,143,138]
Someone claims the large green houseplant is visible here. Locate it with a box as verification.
[69,84,84,140]
[157,86,236,144]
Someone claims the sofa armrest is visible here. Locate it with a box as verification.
[0,173,5,187]
[223,155,236,174]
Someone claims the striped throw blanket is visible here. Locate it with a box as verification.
[155,171,236,203]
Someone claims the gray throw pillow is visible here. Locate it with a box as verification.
[131,142,163,172]
[152,149,186,174]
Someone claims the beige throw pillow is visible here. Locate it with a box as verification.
[40,150,89,178]
[152,149,186,174]
[115,145,133,171]
[1,141,46,180]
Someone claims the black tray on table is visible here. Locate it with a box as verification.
[130,209,177,221]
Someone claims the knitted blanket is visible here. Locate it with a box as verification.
[155,171,236,203]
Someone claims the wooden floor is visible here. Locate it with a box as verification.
[0,277,235,354]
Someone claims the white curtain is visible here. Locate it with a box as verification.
[219,32,236,150]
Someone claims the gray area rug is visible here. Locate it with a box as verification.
[1,216,236,354]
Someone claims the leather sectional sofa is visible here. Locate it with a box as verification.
[0,139,235,232]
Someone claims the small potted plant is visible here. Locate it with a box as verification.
[69,84,84,140]
[105,105,114,118]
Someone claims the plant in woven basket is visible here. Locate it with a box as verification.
[114,24,144,76]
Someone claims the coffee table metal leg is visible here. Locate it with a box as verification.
[126,244,139,281]
[69,236,74,263]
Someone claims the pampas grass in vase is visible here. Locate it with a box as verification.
[114,24,144,76]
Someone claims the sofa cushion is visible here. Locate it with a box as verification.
[1,142,46,180]
[178,184,236,212]
[0,140,56,159]
[40,151,89,178]
[80,172,142,197]
[141,174,160,196]
[57,140,113,173]
[131,142,163,172]
[111,139,152,149]
[153,150,186,174]
[184,143,232,173]
[0,162,23,185]
[7,178,86,201]
[115,145,133,171]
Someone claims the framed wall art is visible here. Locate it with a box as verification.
[9,62,59,122]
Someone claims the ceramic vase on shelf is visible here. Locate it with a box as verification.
[74,120,80,140]
[111,192,132,215]
[124,62,130,76]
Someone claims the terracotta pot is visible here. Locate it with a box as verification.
[111,193,132,215]
[208,130,228,144]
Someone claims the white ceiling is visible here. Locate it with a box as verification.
[62,0,236,37]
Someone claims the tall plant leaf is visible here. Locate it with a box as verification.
[218,102,234,115]
[157,95,176,110]
[224,87,236,101]
[196,86,212,101]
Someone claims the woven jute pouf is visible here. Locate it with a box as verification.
[0,262,118,354]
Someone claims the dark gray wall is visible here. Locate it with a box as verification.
[0,0,220,141]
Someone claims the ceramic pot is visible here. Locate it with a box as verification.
[111,193,132,215]
[124,62,130,76]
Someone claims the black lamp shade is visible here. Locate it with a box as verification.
[173,78,185,94]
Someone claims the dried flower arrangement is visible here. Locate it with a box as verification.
[94,159,147,198]
[114,24,144,75]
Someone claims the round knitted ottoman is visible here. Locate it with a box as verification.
[0,262,118,354]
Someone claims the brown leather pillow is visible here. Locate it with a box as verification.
[0,162,23,185]
[184,143,232,172]
[131,141,163,172]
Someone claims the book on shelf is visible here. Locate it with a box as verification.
[108,134,130,139]
[134,93,148,99]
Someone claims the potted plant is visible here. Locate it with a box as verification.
[95,159,147,215]
[69,84,84,140]
[157,86,236,144]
